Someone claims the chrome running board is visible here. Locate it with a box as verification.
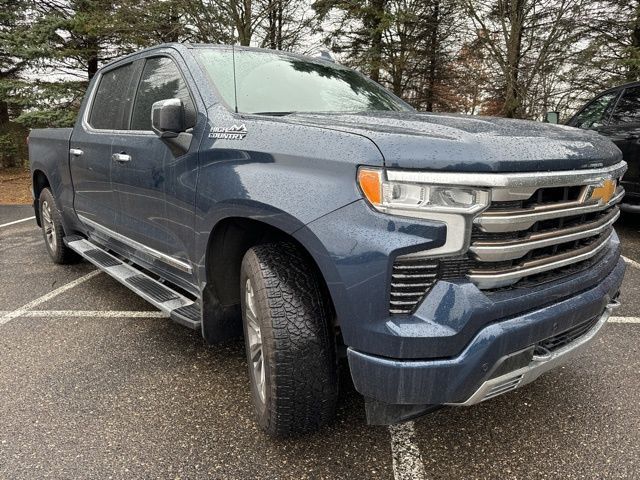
[64,236,201,330]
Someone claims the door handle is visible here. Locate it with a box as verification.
[69,148,84,157]
[112,153,131,163]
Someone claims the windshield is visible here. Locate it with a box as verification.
[195,48,412,115]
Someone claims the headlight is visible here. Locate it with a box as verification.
[357,167,491,258]
[358,167,490,216]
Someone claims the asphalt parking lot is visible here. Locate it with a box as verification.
[1,204,639,479]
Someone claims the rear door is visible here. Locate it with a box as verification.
[70,61,140,232]
[110,54,200,282]
[599,85,640,200]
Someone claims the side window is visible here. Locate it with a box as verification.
[571,91,618,129]
[89,63,135,130]
[130,57,196,131]
[610,86,640,125]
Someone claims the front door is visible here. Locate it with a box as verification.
[110,54,200,282]
[70,61,139,233]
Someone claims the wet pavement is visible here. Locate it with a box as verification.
[1,206,638,479]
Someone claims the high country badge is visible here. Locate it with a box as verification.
[209,124,248,140]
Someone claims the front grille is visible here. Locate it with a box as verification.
[389,181,623,315]
[535,313,600,354]
[467,183,622,290]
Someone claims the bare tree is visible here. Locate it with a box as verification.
[463,0,585,118]
[258,0,320,51]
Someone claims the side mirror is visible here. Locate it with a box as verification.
[151,98,186,139]
[544,111,560,124]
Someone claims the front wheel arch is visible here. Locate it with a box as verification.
[201,217,338,345]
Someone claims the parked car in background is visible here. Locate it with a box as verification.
[567,81,640,212]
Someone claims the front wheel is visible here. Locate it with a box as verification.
[240,242,338,436]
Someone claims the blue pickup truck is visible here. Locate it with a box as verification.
[28,43,626,436]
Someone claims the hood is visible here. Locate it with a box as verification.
[283,111,622,172]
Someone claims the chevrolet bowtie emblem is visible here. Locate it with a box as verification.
[587,178,617,204]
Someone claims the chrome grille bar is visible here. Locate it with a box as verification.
[470,207,620,262]
[467,230,613,289]
[475,188,624,232]
[385,161,628,188]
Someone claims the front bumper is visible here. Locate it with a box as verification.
[450,298,619,406]
[348,257,625,407]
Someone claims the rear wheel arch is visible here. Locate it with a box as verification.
[32,170,51,226]
[32,169,51,200]
[201,216,337,344]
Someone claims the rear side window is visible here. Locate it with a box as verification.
[571,91,618,129]
[89,63,135,130]
[130,57,196,131]
[610,86,640,125]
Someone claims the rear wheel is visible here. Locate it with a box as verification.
[39,188,77,264]
[240,242,338,436]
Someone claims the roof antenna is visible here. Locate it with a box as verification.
[232,44,239,113]
[318,50,335,63]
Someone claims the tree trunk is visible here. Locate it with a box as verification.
[86,36,99,80]
[0,101,9,125]
[238,0,252,46]
[266,0,283,49]
[425,0,440,112]
[368,0,385,82]
[628,0,640,82]
[392,67,403,96]
[268,0,275,48]
[163,5,181,43]
[277,0,283,49]
[502,0,525,118]
[391,28,405,96]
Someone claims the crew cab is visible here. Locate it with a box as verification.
[28,43,626,436]
[567,81,640,212]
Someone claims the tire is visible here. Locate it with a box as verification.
[240,242,338,436]
[39,188,78,264]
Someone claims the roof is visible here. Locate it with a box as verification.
[600,80,640,94]
[97,43,336,75]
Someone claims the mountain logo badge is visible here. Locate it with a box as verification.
[209,124,248,140]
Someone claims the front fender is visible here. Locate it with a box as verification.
[193,112,385,286]
[296,200,447,349]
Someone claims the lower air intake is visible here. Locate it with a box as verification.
[389,257,439,315]
[482,374,524,402]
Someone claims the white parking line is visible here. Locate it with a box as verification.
[622,255,640,270]
[385,315,640,480]
[389,421,427,480]
[0,270,101,325]
[0,216,35,228]
[0,310,167,318]
[609,316,640,324]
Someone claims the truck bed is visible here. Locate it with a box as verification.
[28,127,74,222]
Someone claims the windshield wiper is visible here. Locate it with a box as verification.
[251,111,296,116]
